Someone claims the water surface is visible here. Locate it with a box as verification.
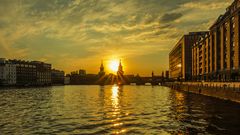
[0,85,240,134]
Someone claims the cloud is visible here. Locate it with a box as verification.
[0,0,232,74]
[181,1,230,10]
[160,13,183,23]
[0,20,8,28]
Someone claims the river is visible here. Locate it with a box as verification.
[0,85,240,134]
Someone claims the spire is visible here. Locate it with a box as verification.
[117,59,124,75]
[98,60,105,76]
[100,60,104,69]
[119,59,122,69]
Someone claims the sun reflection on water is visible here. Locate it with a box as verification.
[111,85,119,108]
[110,85,127,134]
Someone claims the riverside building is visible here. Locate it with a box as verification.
[192,0,240,81]
[9,59,37,86]
[0,58,16,85]
[0,58,64,86]
[51,69,65,84]
[169,32,208,81]
[32,61,52,85]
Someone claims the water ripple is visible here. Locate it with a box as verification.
[1,86,240,134]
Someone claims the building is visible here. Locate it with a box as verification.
[169,32,209,81]
[51,69,65,84]
[79,69,86,76]
[9,59,37,86]
[0,61,4,84]
[96,61,106,85]
[192,0,240,81]
[117,60,125,84]
[71,71,78,75]
[64,76,70,85]
[192,33,211,81]
[0,58,16,85]
[165,70,169,79]
[0,58,65,86]
[98,60,105,77]
[117,60,124,76]
[32,61,51,85]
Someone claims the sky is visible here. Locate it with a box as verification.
[0,0,232,76]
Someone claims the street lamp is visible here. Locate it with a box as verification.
[177,64,182,68]
[177,63,182,81]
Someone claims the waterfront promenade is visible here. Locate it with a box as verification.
[175,81,240,89]
[164,81,240,103]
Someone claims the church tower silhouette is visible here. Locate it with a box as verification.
[98,60,105,76]
[117,59,124,76]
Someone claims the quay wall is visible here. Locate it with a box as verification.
[164,82,240,103]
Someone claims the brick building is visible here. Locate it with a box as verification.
[192,0,240,81]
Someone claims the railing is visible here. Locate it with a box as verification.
[164,81,240,92]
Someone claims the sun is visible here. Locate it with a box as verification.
[109,60,119,72]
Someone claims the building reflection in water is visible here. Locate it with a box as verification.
[168,90,190,134]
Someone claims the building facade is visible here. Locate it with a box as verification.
[192,33,211,81]
[0,58,16,85]
[0,58,65,86]
[0,61,4,84]
[9,59,37,86]
[192,0,240,81]
[64,76,70,85]
[32,61,51,85]
[165,70,169,79]
[169,32,208,81]
[79,69,86,77]
[51,69,65,84]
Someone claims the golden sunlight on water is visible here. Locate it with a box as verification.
[1,86,240,134]
[171,91,186,123]
[111,85,126,134]
[175,92,185,113]
[111,85,119,108]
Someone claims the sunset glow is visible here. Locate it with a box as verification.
[0,0,239,134]
[0,0,231,75]
[109,60,120,73]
